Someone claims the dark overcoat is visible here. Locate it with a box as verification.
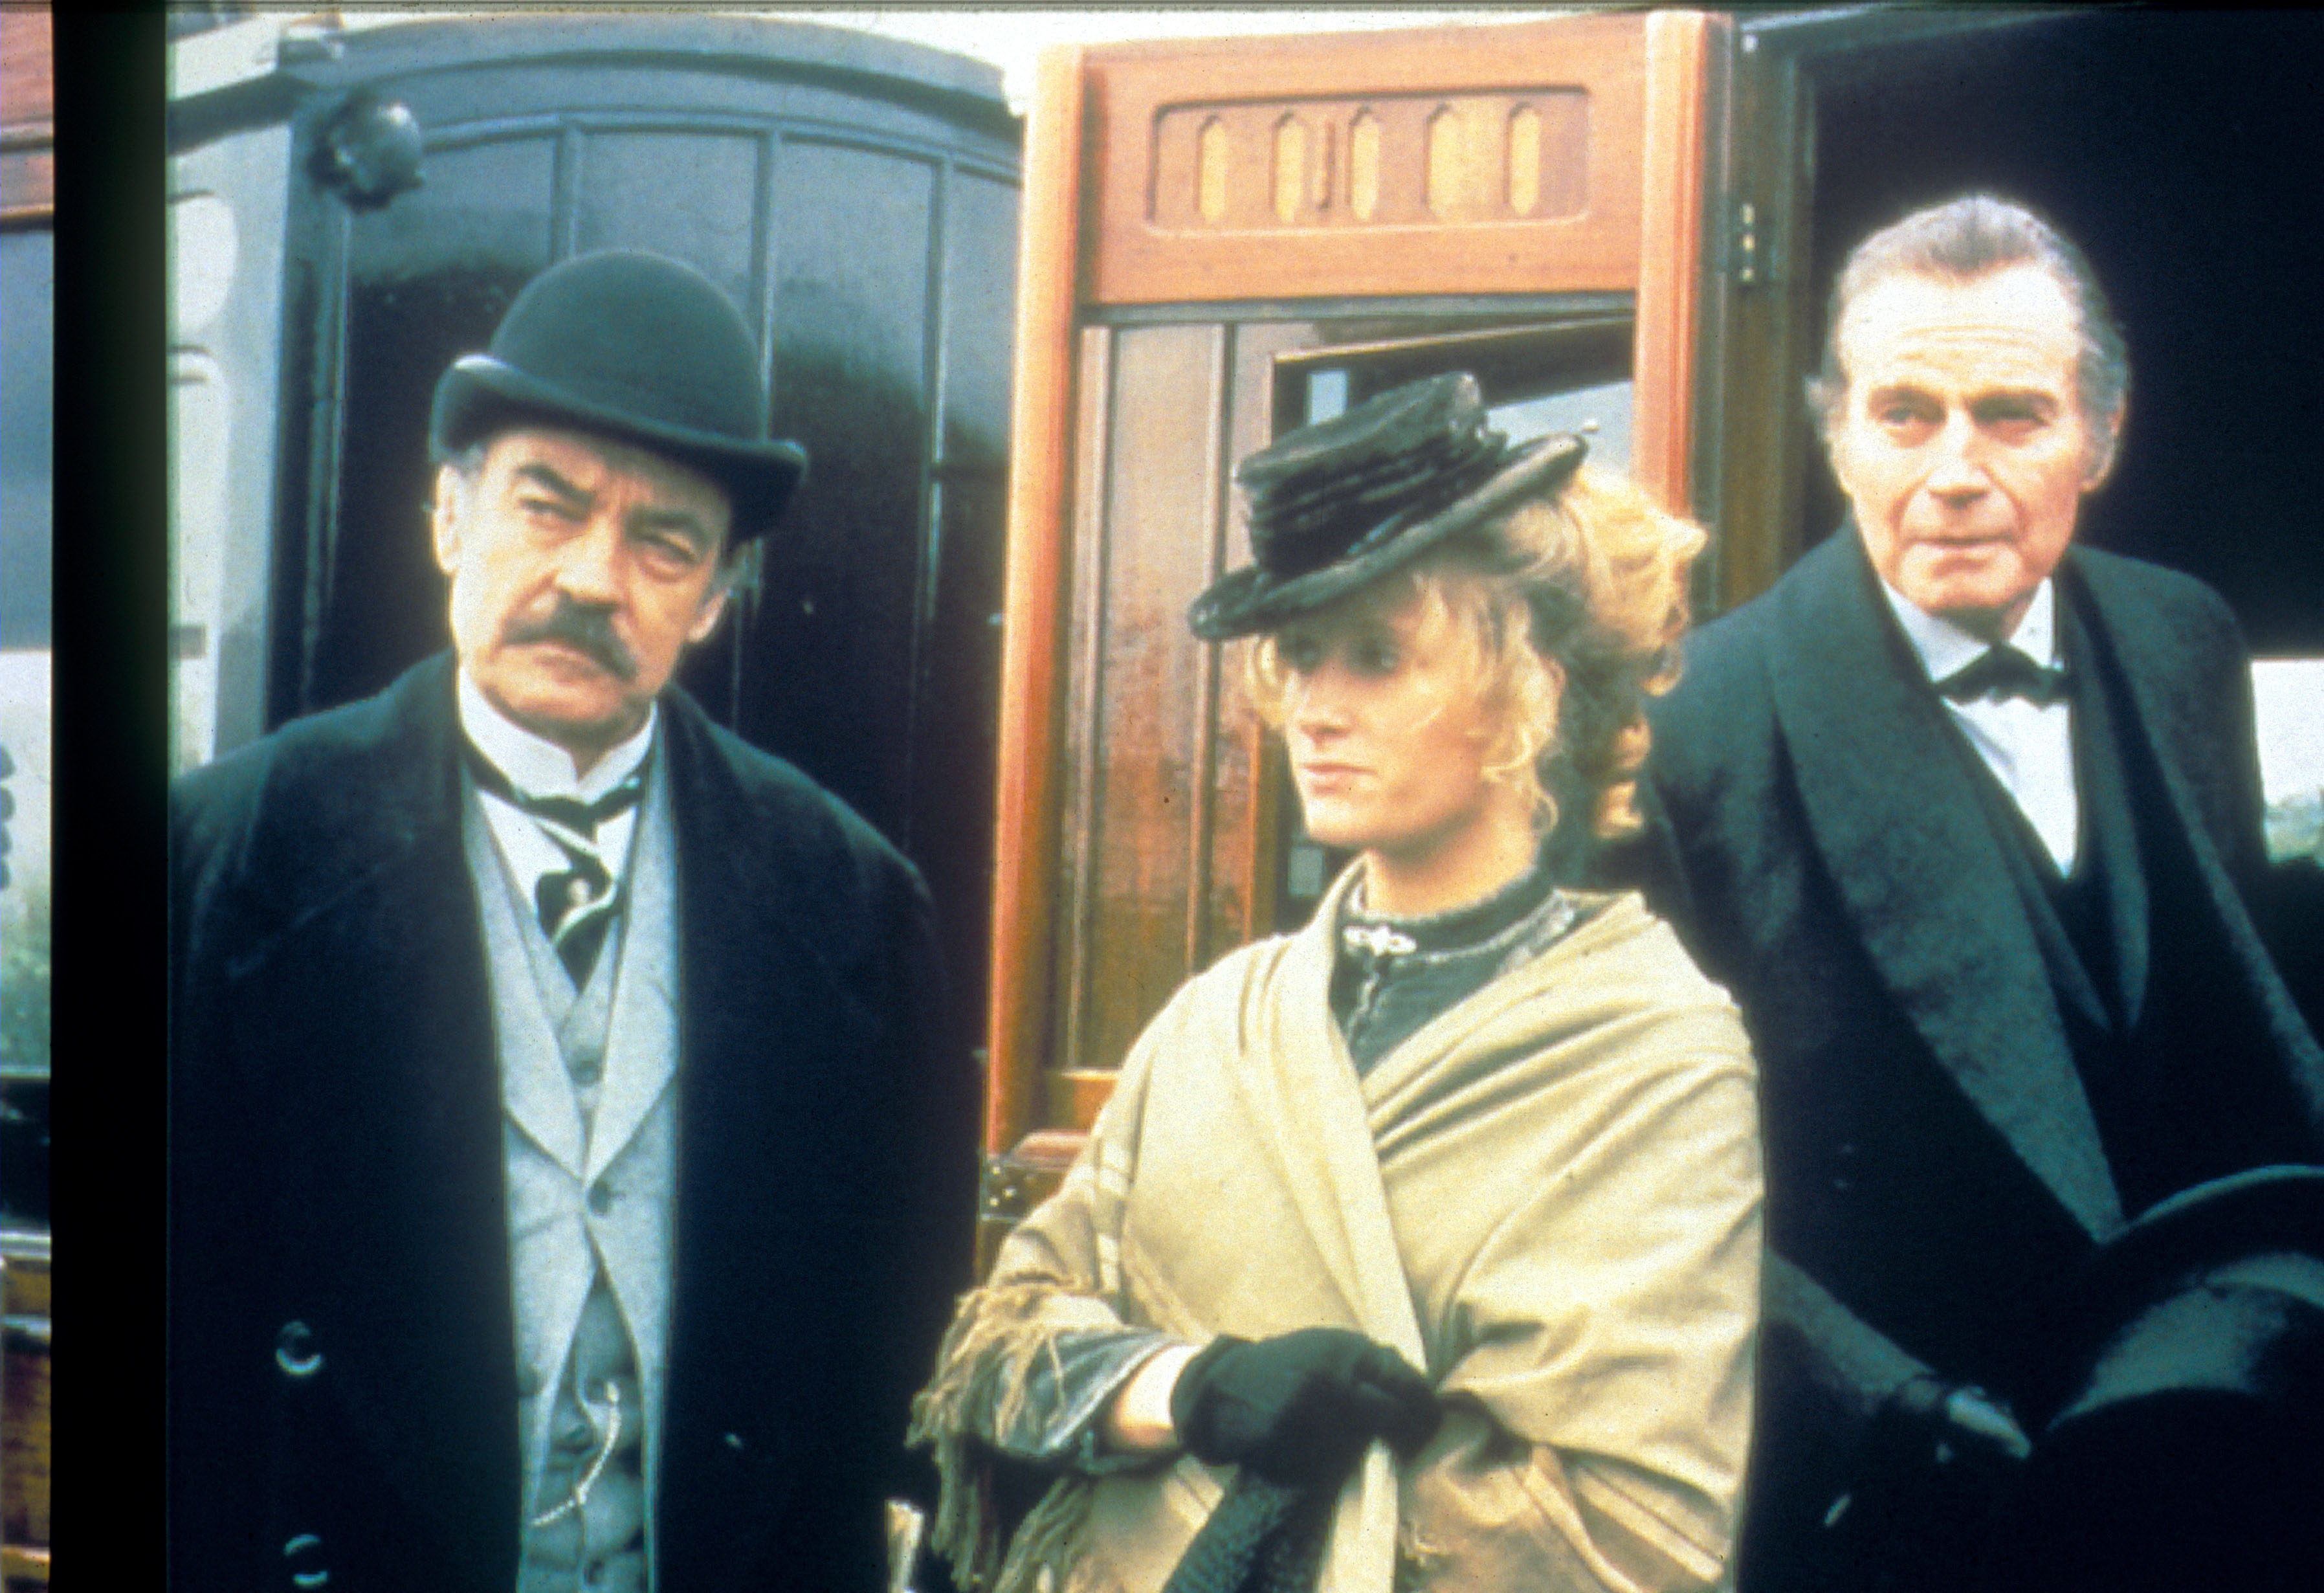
[169,652,980,1592]
[1619,533,2324,1585]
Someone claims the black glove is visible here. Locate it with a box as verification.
[1169,1328,1439,1488]
[1814,1375,2031,1593]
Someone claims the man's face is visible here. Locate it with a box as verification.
[1828,264,2117,640]
[433,427,733,766]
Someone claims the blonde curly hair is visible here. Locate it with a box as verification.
[1245,462,1706,840]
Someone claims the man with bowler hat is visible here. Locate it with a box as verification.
[170,251,978,1591]
[1612,194,2324,1590]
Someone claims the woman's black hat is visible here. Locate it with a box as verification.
[429,250,809,542]
[1186,372,1586,641]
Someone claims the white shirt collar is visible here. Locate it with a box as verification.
[1879,575,2059,686]
[456,667,658,802]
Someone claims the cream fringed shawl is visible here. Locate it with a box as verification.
[911,875,1762,1593]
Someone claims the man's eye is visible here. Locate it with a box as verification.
[1978,403,2045,438]
[521,496,580,522]
[1281,638,1322,673]
[1354,641,1399,674]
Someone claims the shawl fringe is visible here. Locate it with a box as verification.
[909,1281,1118,1593]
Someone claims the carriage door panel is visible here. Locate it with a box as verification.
[248,17,1019,1097]
[980,14,1718,1264]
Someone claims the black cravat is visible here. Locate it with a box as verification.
[464,742,647,985]
[1938,646,2071,708]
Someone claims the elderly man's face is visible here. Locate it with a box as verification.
[1828,264,2116,641]
[433,427,733,768]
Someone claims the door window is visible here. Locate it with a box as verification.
[0,225,52,1227]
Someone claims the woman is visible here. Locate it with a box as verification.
[912,374,1760,1593]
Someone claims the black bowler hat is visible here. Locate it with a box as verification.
[1186,372,1586,642]
[1991,1166,2324,1591]
[430,251,809,542]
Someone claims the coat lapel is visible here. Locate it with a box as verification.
[2064,553,2324,1084]
[1766,536,2123,1241]
[654,695,851,1587]
[2070,554,2249,1007]
[239,656,522,1581]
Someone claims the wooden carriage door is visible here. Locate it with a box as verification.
[977,13,1721,1262]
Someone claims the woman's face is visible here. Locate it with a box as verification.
[1274,583,1527,886]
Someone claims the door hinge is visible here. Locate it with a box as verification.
[1730,199,1764,287]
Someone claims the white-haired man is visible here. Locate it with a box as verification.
[1626,195,2324,1592]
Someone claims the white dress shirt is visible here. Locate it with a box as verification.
[456,669,655,900]
[1881,577,2080,873]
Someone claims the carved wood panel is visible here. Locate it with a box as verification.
[1085,14,1648,303]
[1148,90,1591,232]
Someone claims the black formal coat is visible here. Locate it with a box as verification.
[1616,533,2324,1585]
[169,653,981,1593]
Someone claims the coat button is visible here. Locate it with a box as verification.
[283,1532,329,1587]
[276,1320,324,1378]
[587,1181,614,1216]
[516,1365,544,1399]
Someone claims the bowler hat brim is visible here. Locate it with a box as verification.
[432,353,809,542]
[1186,431,1586,641]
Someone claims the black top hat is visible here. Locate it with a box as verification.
[1989,1166,2324,1590]
[2019,1164,2324,1434]
[1186,373,1586,641]
[429,251,809,542]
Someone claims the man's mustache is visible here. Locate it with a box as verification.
[503,597,638,682]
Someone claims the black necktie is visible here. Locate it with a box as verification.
[1938,647,2070,708]
[465,744,647,985]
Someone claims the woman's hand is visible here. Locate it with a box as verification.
[1164,1329,1440,1487]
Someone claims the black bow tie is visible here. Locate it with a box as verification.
[1938,647,2071,708]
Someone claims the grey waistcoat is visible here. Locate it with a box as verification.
[463,751,680,1588]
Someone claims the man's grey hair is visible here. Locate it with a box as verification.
[1808,194,2130,478]
[436,435,758,596]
